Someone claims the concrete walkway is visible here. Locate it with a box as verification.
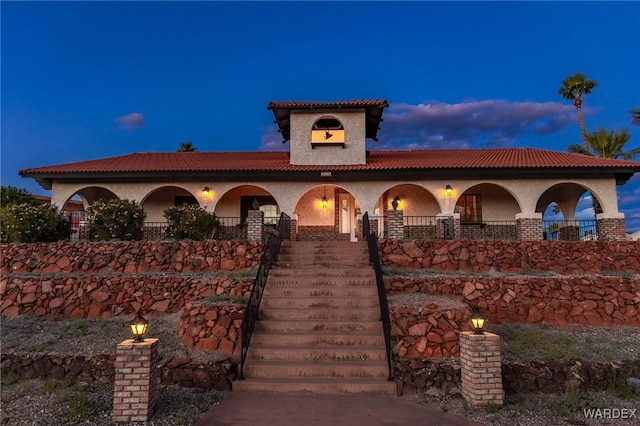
[195,392,484,426]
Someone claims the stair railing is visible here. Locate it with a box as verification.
[363,212,393,380]
[239,212,290,379]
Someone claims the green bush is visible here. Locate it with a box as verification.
[84,198,146,241]
[1,186,39,207]
[0,203,67,243]
[164,203,219,240]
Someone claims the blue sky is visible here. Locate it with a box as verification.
[2,1,640,231]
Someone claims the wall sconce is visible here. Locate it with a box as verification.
[202,186,211,199]
[321,186,328,209]
[470,307,486,335]
[130,310,149,343]
[391,196,400,210]
[445,185,453,197]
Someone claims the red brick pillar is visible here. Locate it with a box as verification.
[290,218,297,241]
[460,332,503,407]
[516,213,543,241]
[112,339,160,423]
[596,213,626,241]
[387,209,403,239]
[247,210,264,242]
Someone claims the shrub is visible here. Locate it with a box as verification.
[0,203,67,243]
[84,198,146,241]
[164,203,219,240]
[0,185,39,207]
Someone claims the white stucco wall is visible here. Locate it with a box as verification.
[289,110,366,165]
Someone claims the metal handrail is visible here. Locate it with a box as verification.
[363,212,393,380]
[239,212,289,378]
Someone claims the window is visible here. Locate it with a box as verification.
[455,194,482,223]
[311,116,345,147]
[240,195,278,223]
[260,204,278,225]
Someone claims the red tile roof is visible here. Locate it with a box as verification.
[19,148,640,176]
[268,100,389,109]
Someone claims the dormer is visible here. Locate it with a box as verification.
[268,100,388,166]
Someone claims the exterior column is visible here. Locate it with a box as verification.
[596,212,626,241]
[289,218,297,241]
[112,338,160,423]
[247,210,264,242]
[515,213,543,241]
[387,209,404,239]
[460,332,504,407]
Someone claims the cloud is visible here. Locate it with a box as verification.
[114,112,144,131]
[260,125,288,151]
[373,100,576,149]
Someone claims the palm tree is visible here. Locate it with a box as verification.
[177,142,197,152]
[568,128,640,160]
[558,72,597,152]
[631,105,640,126]
[568,127,639,214]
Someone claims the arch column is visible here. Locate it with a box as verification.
[596,212,626,241]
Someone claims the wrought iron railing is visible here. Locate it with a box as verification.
[459,221,517,241]
[363,212,393,380]
[403,215,439,240]
[543,220,598,241]
[239,212,289,378]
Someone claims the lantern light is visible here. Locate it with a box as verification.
[130,310,148,343]
[391,196,400,210]
[470,307,486,335]
[202,186,211,199]
[445,185,453,197]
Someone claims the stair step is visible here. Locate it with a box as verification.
[242,360,390,379]
[254,320,383,333]
[248,345,388,362]
[264,286,378,298]
[250,331,385,346]
[269,268,373,279]
[260,296,379,309]
[259,307,381,321]
[233,377,396,395]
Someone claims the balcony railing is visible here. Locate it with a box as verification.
[543,220,598,241]
[459,221,517,241]
[402,216,439,240]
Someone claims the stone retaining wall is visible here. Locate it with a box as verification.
[378,239,640,275]
[0,352,238,390]
[390,304,470,359]
[1,241,263,274]
[394,358,640,396]
[0,275,252,318]
[386,276,640,326]
[178,302,244,355]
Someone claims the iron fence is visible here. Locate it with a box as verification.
[459,221,517,241]
[402,216,439,240]
[543,220,598,241]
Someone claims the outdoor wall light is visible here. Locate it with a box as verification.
[321,196,328,209]
[391,196,400,210]
[130,310,149,343]
[470,307,486,335]
[445,185,453,197]
[202,186,211,199]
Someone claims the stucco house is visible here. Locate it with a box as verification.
[19,100,640,242]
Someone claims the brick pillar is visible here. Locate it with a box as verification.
[436,213,458,240]
[290,218,297,241]
[113,339,160,423]
[515,213,543,241]
[247,210,264,242]
[387,209,403,239]
[460,332,504,407]
[596,213,626,241]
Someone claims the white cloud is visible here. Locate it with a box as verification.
[114,112,144,131]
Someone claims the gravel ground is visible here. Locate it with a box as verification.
[1,310,639,425]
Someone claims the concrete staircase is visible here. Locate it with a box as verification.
[234,240,396,395]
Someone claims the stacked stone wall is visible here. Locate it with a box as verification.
[178,302,244,355]
[379,239,640,274]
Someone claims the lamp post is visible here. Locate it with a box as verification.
[470,307,486,335]
[130,310,148,343]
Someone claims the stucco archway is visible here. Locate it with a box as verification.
[141,186,199,223]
